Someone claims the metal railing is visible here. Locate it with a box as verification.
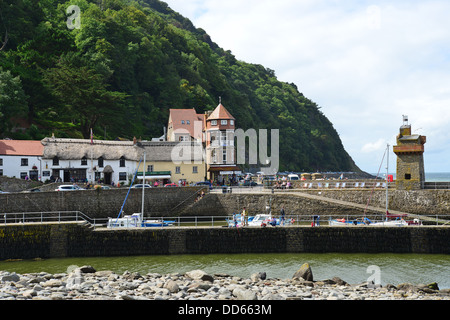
[1,211,449,228]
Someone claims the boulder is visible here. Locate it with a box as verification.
[332,277,347,286]
[427,282,439,290]
[250,272,266,282]
[78,265,96,273]
[233,287,257,300]
[292,263,313,281]
[164,279,180,293]
[1,273,20,282]
[185,270,214,282]
[396,283,418,292]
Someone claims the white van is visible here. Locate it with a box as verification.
[288,174,300,181]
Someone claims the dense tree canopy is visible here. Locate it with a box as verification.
[0,0,360,172]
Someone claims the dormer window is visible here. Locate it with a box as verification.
[221,120,228,125]
[119,156,126,167]
[211,120,217,126]
[230,120,234,126]
[53,157,59,166]
[81,157,87,166]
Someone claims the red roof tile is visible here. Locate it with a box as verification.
[207,104,235,120]
[0,140,43,156]
[169,109,205,139]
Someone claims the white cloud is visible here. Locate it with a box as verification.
[165,0,450,173]
[361,139,387,154]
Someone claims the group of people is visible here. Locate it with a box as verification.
[273,181,291,189]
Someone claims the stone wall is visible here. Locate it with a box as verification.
[1,187,449,221]
[298,189,450,215]
[0,187,208,218]
[184,193,383,217]
[0,223,448,260]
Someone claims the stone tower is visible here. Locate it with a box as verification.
[393,115,426,190]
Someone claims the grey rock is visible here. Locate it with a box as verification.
[292,263,313,281]
[164,279,180,293]
[1,273,20,282]
[185,270,214,282]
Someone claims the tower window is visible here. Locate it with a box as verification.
[405,174,411,180]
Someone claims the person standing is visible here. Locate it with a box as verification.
[242,207,248,226]
[280,205,286,226]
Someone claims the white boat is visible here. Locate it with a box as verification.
[248,214,273,227]
[107,213,143,228]
[369,219,408,227]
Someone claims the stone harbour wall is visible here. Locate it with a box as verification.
[0,223,448,260]
[0,187,208,218]
[298,189,450,215]
[1,187,450,220]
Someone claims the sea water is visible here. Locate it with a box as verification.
[1,253,449,289]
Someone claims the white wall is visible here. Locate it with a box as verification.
[0,155,42,180]
[41,158,137,185]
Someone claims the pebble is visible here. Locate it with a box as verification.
[0,267,448,300]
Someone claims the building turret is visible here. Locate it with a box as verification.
[393,115,426,190]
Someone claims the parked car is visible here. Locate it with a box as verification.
[94,185,111,190]
[164,183,178,187]
[55,185,83,191]
[243,180,258,187]
[131,184,152,189]
[195,181,213,189]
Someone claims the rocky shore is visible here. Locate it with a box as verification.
[0,264,448,301]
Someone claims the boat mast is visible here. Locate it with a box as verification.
[142,151,146,219]
[386,144,389,216]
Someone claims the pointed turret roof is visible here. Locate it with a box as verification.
[207,103,235,121]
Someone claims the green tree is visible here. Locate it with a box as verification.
[42,53,127,138]
[0,67,28,134]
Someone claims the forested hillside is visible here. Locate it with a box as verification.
[0,0,361,172]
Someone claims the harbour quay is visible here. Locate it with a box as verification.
[0,222,449,261]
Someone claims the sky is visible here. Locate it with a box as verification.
[164,0,450,174]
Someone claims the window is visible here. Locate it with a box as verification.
[222,149,227,163]
[405,173,411,180]
[211,120,217,126]
[147,165,154,172]
[98,157,104,168]
[119,156,126,167]
[186,120,190,125]
[81,157,87,166]
[181,120,185,124]
[20,172,27,179]
[0,169,3,176]
[43,171,50,177]
[0,159,3,166]
[119,172,127,181]
[230,120,234,126]
[193,166,198,174]
[21,158,28,166]
[221,120,228,125]
[176,166,181,174]
[53,157,59,166]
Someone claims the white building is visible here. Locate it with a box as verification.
[41,138,139,185]
[0,140,44,180]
